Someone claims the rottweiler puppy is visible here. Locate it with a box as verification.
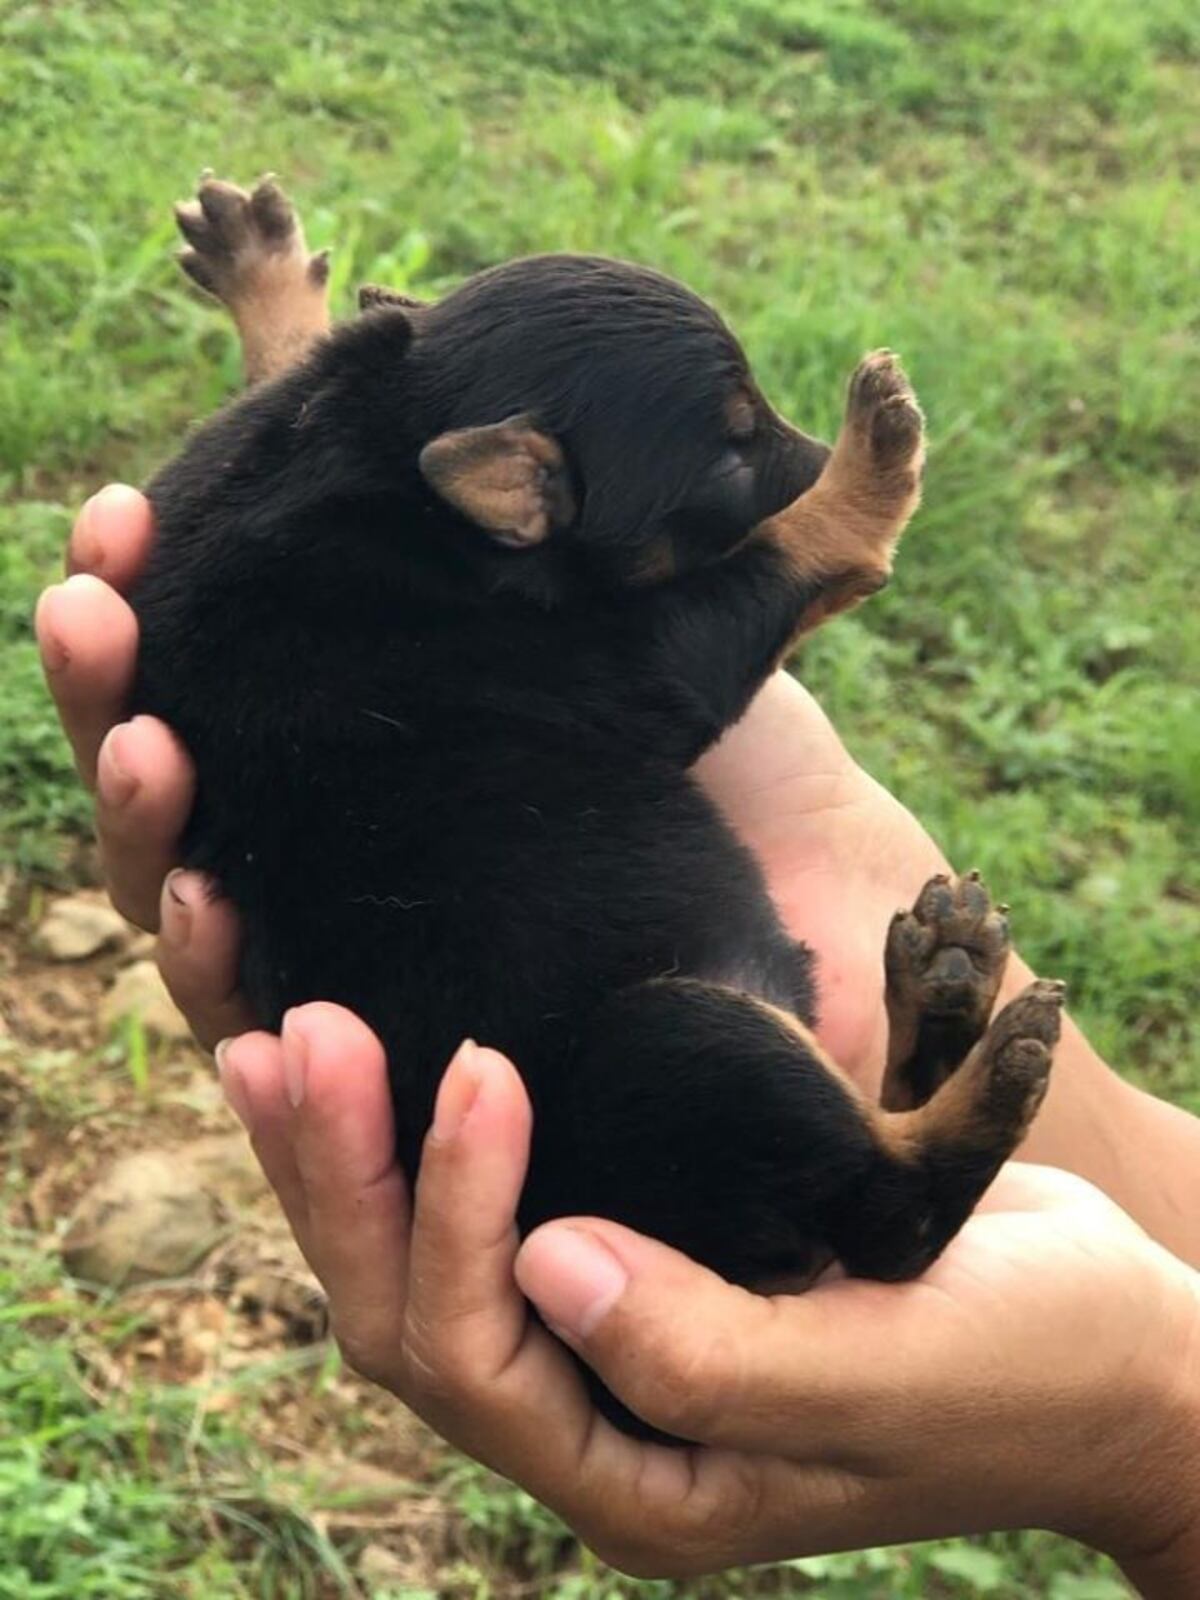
[133,175,1062,1435]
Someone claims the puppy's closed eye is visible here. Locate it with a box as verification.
[726,388,757,443]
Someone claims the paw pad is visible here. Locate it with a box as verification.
[886,870,1011,1021]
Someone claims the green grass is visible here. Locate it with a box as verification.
[0,1226,356,1598]
[1,0,1197,1592]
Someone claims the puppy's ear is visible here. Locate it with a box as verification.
[357,284,428,312]
[419,414,576,547]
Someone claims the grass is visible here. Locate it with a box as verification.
[1,0,1197,1592]
[0,1224,353,1598]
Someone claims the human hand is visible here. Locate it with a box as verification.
[218,1002,1200,1590]
[37,486,948,1071]
[35,485,253,1047]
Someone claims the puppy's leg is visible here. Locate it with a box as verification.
[881,869,1013,1111]
[593,354,926,766]
[525,973,1056,1437]
[174,173,331,383]
[835,978,1063,1279]
[758,349,925,636]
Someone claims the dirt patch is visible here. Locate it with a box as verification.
[1,885,472,1595]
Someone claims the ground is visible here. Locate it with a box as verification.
[1,0,1197,1595]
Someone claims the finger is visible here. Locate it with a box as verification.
[67,484,156,590]
[412,1076,905,1584]
[36,575,139,786]
[515,1216,926,1459]
[95,716,194,928]
[404,1042,537,1392]
[216,1030,312,1256]
[232,1023,810,1578]
[400,1044,693,1541]
[156,870,254,1048]
[273,1004,412,1369]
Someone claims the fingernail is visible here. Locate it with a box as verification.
[430,1039,483,1142]
[516,1226,628,1340]
[216,1040,254,1131]
[159,869,193,950]
[35,587,69,673]
[97,723,139,808]
[281,1009,309,1108]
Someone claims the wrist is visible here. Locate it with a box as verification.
[1084,1267,1200,1596]
[1007,946,1200,1268]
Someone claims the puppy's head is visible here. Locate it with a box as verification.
[356,255,829,597]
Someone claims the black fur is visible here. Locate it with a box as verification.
[133,254,925,1435]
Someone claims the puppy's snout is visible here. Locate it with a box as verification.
[756,422,832,523]
[781,422,833,492]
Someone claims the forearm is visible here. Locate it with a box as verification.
[1110,1277,1200,1598]
[1008,953,1200,1269]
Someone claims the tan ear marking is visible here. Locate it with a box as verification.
[419,414,575,547]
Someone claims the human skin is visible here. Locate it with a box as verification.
[35,485,1200,1590]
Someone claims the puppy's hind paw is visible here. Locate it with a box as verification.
[974,977,1065,1135]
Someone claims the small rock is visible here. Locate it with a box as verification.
[358,1543,409,1585]
[62,1150,224,1286]
[182,1133,270,1209]
[61,1134,274,1289]
[35,894,129,961]
[101,960,191,1042]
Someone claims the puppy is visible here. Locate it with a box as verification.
[134,176,1062,1435]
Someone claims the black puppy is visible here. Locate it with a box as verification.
[134,176,1062,1435]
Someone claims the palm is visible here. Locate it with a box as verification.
[695,673,948,1090]
[622,1165,1154,1539]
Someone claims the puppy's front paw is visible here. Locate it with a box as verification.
[174,171,332,383]
[845,349,925,476]
[174,171,329,313]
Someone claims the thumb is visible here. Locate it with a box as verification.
[515,1217,877,1453]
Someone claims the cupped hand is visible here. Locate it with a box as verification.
[217,1002,1200,1583]
[37,485,948,1077]
[35,485,253,1047]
